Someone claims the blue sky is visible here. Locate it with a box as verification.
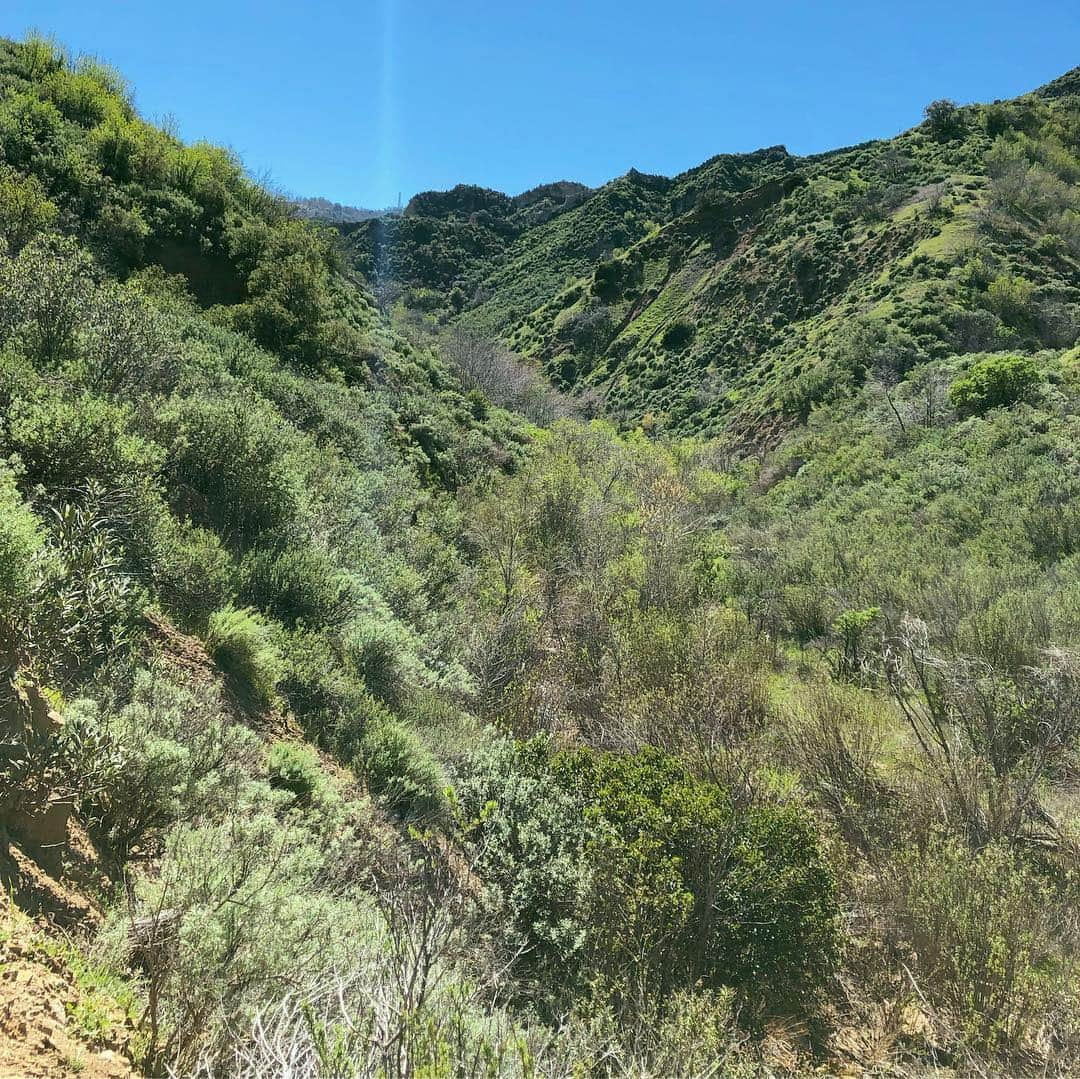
[5,1,1080,207]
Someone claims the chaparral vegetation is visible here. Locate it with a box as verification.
[2,31,1080,1078]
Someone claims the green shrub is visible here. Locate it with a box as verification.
[457,739,840,1015]
[63,669,260,860]
[343,619,408,706]
[265,740,330,808]
[4,391,162,491]
[891,836,1062,1057]
[453,736,593,1000]
[949,355,1041,415]
[0,91,66,171]
[924,99,965,141]
[555,745,840,1015]
[713,800,842,1012]
[0,234,93,368]
[329,690,395,763]
[781,583,833,642]
[159,397,303,545]
[205,605,284,709]
[151,520,235,631]
[0,462,41,630]
[277,629,370,749]
[661,320,696,350]
[355,716,447,822]
[985,275,1036,326]
[111,812,362,1073]
[239,544,349,629]
[30,484,146,683]
[0,166,57,254]
[830,605,881,680]
[557,305,613,355]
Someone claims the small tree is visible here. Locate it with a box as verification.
[924,99,964,142]
[0,166,57,254]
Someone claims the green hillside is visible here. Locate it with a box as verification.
[3,32,1080,1079]
[361,78,1080,444]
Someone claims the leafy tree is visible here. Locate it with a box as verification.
[924,98,965,141]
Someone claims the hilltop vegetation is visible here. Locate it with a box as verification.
[293,195,393,224]
[1,31,1080,1079]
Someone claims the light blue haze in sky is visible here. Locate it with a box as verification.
[4,0,1079,207]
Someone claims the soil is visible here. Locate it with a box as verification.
[0,905,138,1079]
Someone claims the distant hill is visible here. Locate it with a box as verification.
[293,194,400,223]
[343,71,1080,444]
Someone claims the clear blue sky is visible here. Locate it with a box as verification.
[5,1,1080,208]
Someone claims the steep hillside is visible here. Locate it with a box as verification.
[0,34,537,1073]
[356,74,1080,443]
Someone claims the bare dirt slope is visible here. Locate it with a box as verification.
[0,903,137,1079]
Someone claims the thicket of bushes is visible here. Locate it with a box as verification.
[2,31,1080,1079]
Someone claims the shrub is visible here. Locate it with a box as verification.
[790,685,895,850]
[239,544,350,629]
[661,319,696,350]
[276,629,388,755]
[355,716,448,822]
[0,462,41,631]
[830,605,881,680]
[453,736,593,1001]
[0,91,65,170]
[63,669,260,860]
[985,274,1036,326]
[457,739,840,1016]
[111,812,362,1074]
[0,235,92,368]
[151,520,234,631]
[0,166,57,254]
[924,99,964,141]
[714,800,842,1013]
[159,397,303,545]
[205,605,284,709]
[265,740,331,808]
[343,618,409,706]
[5,391,161,492]
[890,836,1062,1057]
[949,355,1041,415]
[329,690,395,763]
[556,746,840,1015]
[556,305,613,354]
[592,258,641,303]
[30,484,146,683]
[781,583,833,642]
